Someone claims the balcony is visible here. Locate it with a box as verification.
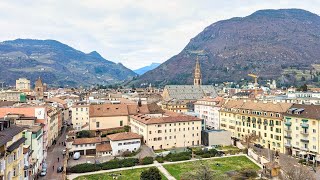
[301,123,309,128]
[284,135,292,139]
[300,131,309,135]
[284,128,292,132]
[284,121,292,126]
[300,147,309,151]
[285,143,292,148]
[301,139,309,143]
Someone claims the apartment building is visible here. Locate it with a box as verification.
[130,113,202,150]
[16,78,30,91]
[219,100,292,153]
[0,90,23,102]
[107,132,141,156]
[284,104,320,162]
[194,96,224,129]
[71,105,89,131]
[0,119,26,180]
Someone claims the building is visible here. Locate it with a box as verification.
[68,137,109,156]
[107,132,141,156]
[161,59,217,102]
[34,77,44,100]
[0,90,24,102]
[23,125,44,175]
[16,78,30,91]
[220,100,292,153]
[284,104,320,162]
[130,113,203,150]
[160,99,193,113]
[0,119,26,180]
[71,105,89,131]
[194,96,224,129]
[201,129,232,147]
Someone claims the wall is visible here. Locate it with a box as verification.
[89,116,128,130]
[71,106,89,131]
[110,139,141,156]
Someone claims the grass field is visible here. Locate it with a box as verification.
[216,145,240,151]
[74,167,168,180]
[163,156,260,179]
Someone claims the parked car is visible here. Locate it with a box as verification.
[254,143,264,149]
[57,166,64,173]
[73,152,80,160]
[40,169,47,176]
[62,149,66,155]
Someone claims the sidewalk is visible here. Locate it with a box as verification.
[68,154,255,179]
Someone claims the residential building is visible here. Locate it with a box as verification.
[0,119,26,180]
[194,96,224,129]
[16,78,30,91]
[107,132,141,156]
[22,125,44,175]
[130,113,202,150]
[160,99,193,113]
[283,104,320,163]
[0,90,24,102]
[219,100,292,153]
[71,105,89,131]
[68,137,109,156]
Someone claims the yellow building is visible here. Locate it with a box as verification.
[284,104,320,162]
[160,99,191,113]
[219,100,292,153]
[71,105,89,131]
[15,78,30,91]
[0,119,25,180]
[130,113,203,150]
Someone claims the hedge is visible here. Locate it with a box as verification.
[67,163,101,173]
[165,151,192,162]
[155,156,164,163]
[141,157,154,165]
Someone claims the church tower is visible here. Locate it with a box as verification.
[35,77,44,100]
[194,57,202,86]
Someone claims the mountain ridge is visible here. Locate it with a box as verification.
[0,39,137,87]
[134,63,161,75]
[134,8,320,86]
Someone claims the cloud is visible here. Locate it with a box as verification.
[0,0,319,69]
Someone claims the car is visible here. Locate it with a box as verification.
[62,149,66,155]
[73,152,80,160]
[57,166,64,173]
[40,169,47,176]
[254,143,264,149]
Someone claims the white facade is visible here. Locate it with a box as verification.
[71,105,89,131]
[110,139,141,156]
[194,98,222,130]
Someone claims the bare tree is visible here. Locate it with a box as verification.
[243,133,259,154]
[280,163,315,180]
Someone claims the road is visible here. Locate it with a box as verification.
[40,126,67,180]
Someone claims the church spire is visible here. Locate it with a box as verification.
[194,56,202,86]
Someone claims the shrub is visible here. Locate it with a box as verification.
[101,158,139,170]
[68,163,101,173]
[141,157,154,165]
[76,130,92,138]
[155,156,164,163]
[298,159,306,164]
[140,167,162,180]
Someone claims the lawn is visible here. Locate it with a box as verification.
[74,167,168,180]
[216,145,240,151]
[163,156,260,179]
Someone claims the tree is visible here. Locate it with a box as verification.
[140,167,162,180]
[243,133,259,155]
[181,162,226,180]
[280,162,315,180]
[298,84,308,92]
[124,125,130,132]
[301,76,306,81]
[313,76,318,82]
[76,130,91,138]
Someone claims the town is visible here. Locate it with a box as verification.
[0,58,319,180]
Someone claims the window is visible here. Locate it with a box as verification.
[118,143,122,146]
[120,120,123,126]
[313,129,316,133]
[96,122,100,128]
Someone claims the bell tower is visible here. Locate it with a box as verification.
[194,57,202,86]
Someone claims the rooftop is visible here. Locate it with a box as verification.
[107,132,141,141]
[284,104,320,120]
[96,143,112,152]
[130,114,201,125]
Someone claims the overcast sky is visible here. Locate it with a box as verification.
[0,0,319,70]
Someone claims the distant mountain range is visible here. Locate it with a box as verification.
[0,39,137,87]
[134,63,161,75]
[133,9,320,87]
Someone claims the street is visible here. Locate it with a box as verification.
[39,126,67,180]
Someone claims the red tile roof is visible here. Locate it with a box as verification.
[107,132,141,141]
[96,143,112,152]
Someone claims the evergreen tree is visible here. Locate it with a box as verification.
[140,167,162,180]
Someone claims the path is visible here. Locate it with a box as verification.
[154,161,176,180]
[68,154,253,179]
[39,126,67,180]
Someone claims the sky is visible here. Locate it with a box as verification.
[0,0,319,70]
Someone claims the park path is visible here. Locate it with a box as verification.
[154,161,176,180]
[68,154,250,179]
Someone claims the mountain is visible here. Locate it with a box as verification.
[0,39,137,87]
[134,9,320,87]
[134,63,161,75]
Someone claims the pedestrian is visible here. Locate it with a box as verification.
[53,165,54,171]
[58,157,59,162]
